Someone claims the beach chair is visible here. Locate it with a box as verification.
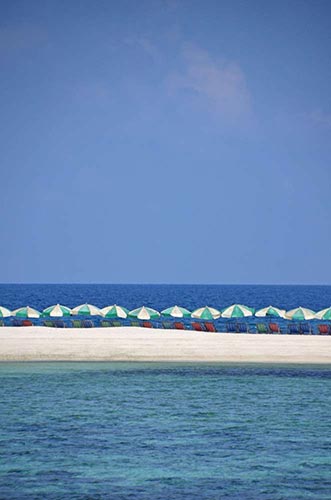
[237,322,248,333]
[54,320,66,328]
[299,323,311,335]
[287,324,300,335]
[83,320,94,328]
[22,320,33,326]
[191,322,205,332]
[269,322,281,334]
[317,324,330,335]
[112,320,122,327]
[0,320,4,327]
[43,320,54,327]
[12,318,23,326]
[130,320,140,327]
[174,321,186,330]
[162,321,173,330]
[142,321,152,328]
[101,320,113,327]
[226,322,237,333]
[204,322,216,332]
[256,323,268,334]
[71,319,83,328]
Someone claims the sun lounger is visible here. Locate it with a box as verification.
[142,321,152,328]
[130,320,140,327]
[256,323,268,334]
[226,322,237,333]
[237,322,248,333]
[299,323,312,335]
[71,319,83,328]
[191,322,205,332]
[43,320,54,327]
[204,322,216,332]
[112,320,122,327]
[317,324,330,335]
[83,320,94,328]
[101,320,113,327]
[0,320,4,327]
[269,322,281,334]
[162,321,173,329]
[174,321,185,330]
[22,320,33,326]
[54,320,66,328]
[287,324,300,335]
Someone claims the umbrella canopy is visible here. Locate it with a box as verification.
[0,306,11,318]
[12,306,41,318]
[129,306,160,320]
[222,304,254,318]
[101,305,129,319]
[255,306,286,318]
[161,305,191,318]
[315,307,331,320]
[42,304,71,317]
[191,306,221,320]
[71,303,102,316]
[285,307,316,321]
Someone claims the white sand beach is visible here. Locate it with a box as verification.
[0,326,330,363]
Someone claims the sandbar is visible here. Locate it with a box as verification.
[0,326,330,363]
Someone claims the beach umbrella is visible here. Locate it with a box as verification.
[191,306,221,320]
[101,305,129,319]
[129,306,160,320]
[42,304,71,317]
[0,306,11,317]
[255,306,286,318]
[71,303,102,316]
[285,307,316,321]
[161,305,191,318]
[315,307,331,320]
[12,306,41,318]
[222,304,254,318]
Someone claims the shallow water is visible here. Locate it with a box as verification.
[0,363,330,499]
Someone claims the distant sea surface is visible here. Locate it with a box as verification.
[0,363,330,499]
[1,283,331,310]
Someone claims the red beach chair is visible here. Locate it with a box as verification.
[142,321,152,328]
[192,322,204,332]
[204,322,216,332]
[22,320,33,326]
[174,322,185,330]
[269,322,280,334]
[318,324,329,335]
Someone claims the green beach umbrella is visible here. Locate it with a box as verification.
[129,306,160,320]
[285,307,316,321]
[315,307,331,320]
[71,303,102,316]
[222,304,254,318]
[255,306,286,318]
[12,306,41,318]
[101,305,129,319]
[0,306,11,317]
[161,305,191,318]
[42,304,71,317]
[191,306,221,320]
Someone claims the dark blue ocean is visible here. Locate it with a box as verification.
[0,363,330,499]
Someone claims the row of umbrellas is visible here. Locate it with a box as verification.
[1,303,331,320]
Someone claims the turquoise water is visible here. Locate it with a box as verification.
[0,363,330,499]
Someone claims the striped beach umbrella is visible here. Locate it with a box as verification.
[222,304,254,318]
[101,305,129,319]
[161,305,191,318]
[71,303,102,316]
[285,307,316,321]
[315,307,331,320]
[129,306,160,320]
[191,306,221,320]
[0,306,11,317]
[12,306,41,318]
[255,306,286,318]
[42,304,71,317]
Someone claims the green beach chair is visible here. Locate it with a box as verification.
[71,319,83,328]
[256,323,268,334]
[112,320,122,327]
[130,320,140,327]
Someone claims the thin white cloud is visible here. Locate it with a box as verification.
[168,43,252,121]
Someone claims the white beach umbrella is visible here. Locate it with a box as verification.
[255,306,286,318]
[285,307,316,321]
[315,307,331,320]
[222,304,254,318]
[101,305,129,319]
[12,306,41,318]
[161,305,191,318]
[129,306,160,320]
[191,306,221,320]
[0,306,11,317]
[42,304,71,317]
[71,303,102,316]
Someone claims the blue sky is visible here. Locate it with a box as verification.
[1,0,331,284]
